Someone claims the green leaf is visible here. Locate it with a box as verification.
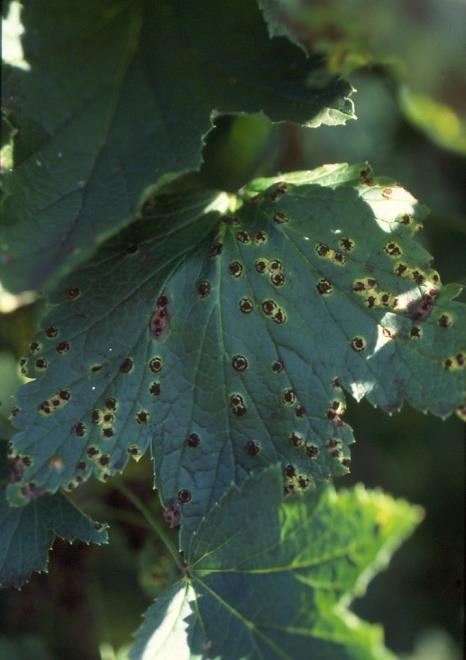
[7,164,465,538]
[0,0,354,293]
[0,434,108,589]
[130,467,422,660]
[0,487,108,588]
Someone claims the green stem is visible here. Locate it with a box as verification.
[112,478,186,575]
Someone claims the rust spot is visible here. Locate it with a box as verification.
[149,357,163,372]
[289,432,304,447]
[178,489,192,504]
[45,326,58,338]
[56,341,70,354]
[438,314,452,328]
[236,231,251,244]
[74,422,87,437]
[245,440,260,455]
[316,279,332,295]
[66,287,80,300]
[229,261,243,278]
[136,410,149,425]
[210,242,223,257]
[187,433,200,447]
[351,336,367,352]
[232,355,248,371]
[239,297,254,314]
[149,382,161,396]
[105,397,117,410]
[306,445,319,458]
[272,360,284,373]
[119,358,133,374]
[163,498,182,527]
[273,211,288,224]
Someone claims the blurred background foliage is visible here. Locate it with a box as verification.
[0,0,464,658]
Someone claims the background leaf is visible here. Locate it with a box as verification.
[0,0,353,293]
[131,467,422,659]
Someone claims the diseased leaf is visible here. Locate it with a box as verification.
[0,487,108,589]
[0,435,108,589]
[0,0,354,293]
[130,467,422,660]
[7,164,465,538]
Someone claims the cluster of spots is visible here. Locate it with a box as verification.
[92,397,118,438]
[394,262,440,289]
[315,242,347,266]
[210,241,223,257]
[9,454,32,484]
[326,399,346,426]
[239,297,254,314]
[66,287,80,301]
[352,277,397,310]
[229,261,243,278]
[351,336,367,352]
[163,498,182,528]
[37,389,71,416]
[396,213,423,234]
[261,299,287,324]
[197,280,211,299]
[325,438,350,468]
[19,357,29,377]
[149,293,171,340]
[232,354,248,371]
[406,289,439,322]
[255,258,286,287]
[384,242,403,257]
[19,482,45,501]
[443,352,465,371]
[230,393,247,416]
[270,181,288,201]
[316,278,333,296]
[82,443,112,484]
[283,464,311,495]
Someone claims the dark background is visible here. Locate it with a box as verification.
[0,1,464,658]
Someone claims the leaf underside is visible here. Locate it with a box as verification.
[0,0,353,293]
[7,163,465,538]
[130,467,422,660]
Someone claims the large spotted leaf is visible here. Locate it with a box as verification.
[0,0,354,293]
[130,467,421,660]
[7,164,465,538]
